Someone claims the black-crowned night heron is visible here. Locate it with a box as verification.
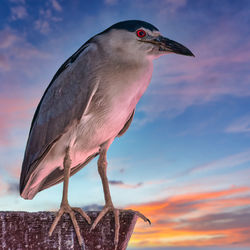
[19,20,194,248]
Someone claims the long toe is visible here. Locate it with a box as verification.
[90,206,120,250]
[49,204,89,246]
[49,208,64,236]
[72,207,92,224]
[68,208,84,246]
[90,206,109,231]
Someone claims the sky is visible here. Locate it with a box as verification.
[0,0,250,249]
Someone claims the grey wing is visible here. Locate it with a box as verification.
[39,109,135,194]
[19,43,98,195]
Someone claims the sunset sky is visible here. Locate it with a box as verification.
[0,0,250,249]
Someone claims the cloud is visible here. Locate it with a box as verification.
[177,208,250,232]
[130,186,250,218]
[134,0,187,15]
[0,55,10,71]
[0,28,50,74]
[51,0,62,12]
[0,29,18,49]
[7,181,19,194]
[34,5,63,34]
[0,165,20,196]
[0,22,55,148]
[0,177,9,196]
[0,167,20,196]
[135,15,250,126]
[81,204,103,211]
[0,118,9,145]
[1,159,22,180]
[225,115,250,134]
[34,19,50,34]
[0,93,38,146]
[11,6,28,20]
[162,0,187,13]
[163,167,250,202]
[128,186,250,247]
[9,0,26,3]
[109,180,143,189]
[186,149,250,175]
[104,0,118,5]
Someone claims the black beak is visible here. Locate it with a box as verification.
[156,36,194,57]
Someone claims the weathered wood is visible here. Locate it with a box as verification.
[0,211,137,250]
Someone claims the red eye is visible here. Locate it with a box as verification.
[136,29,146,38]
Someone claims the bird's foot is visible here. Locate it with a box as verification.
[49,202,91,246]
[90,205,150,250]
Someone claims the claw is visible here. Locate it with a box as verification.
[147,218,151,225]
[127,209,151,225]
[90,206,109,231]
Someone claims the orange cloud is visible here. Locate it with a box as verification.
[127,186,250,248]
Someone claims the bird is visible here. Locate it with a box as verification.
[19,20,194,249]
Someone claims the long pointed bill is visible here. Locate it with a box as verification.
[157,36,194,56]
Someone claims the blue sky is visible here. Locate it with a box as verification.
[0,0,250,248]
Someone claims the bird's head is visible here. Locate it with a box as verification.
[94,20,194,61]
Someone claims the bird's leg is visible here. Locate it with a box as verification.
[49,147,91,246]
[90,142,150,249]
[91,146,121,248]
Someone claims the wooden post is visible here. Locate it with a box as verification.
[0,211,137,250]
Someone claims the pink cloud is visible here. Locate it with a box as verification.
[104,0,118,5]
[134,0,187,15]
[34,4,63,35]
[11,44,50,60]
[0,93,38,146]
[188,149,250,174]
[0,177,9,196]
[51,0,62,12]
[9,0,25,3]
[0,54,10,71]
[135,19,250,125]
[0,28,52,147]
[34,18,51,34]
[0,119,10,145]
[0,28,50,75]
[0,29,18,49]
[162,0,187,13]
[225,115,250,133]
[2,159,22,180]
[11,6,28,20]
[165,167,250,200]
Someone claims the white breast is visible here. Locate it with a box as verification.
[70,58,153,165]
